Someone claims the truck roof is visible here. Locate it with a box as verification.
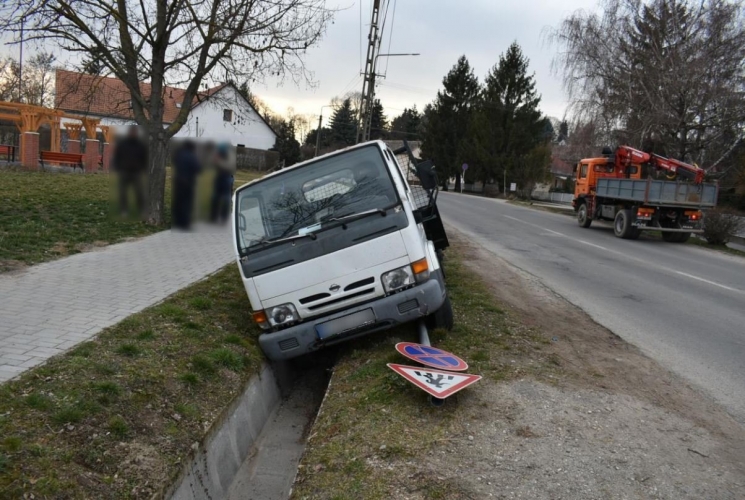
[234,140,388,192]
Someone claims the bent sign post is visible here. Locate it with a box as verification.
[387,364,481,399]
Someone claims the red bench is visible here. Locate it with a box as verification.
[0,145,16,162]
[40,151,84,171]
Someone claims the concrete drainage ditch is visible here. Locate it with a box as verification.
[164,359,331,500]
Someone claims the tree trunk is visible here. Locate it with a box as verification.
[454,173,461,192]
[145,132,169,225]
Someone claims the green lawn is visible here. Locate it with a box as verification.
[0,168,263,272]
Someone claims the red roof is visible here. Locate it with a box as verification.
[55,69,227,123]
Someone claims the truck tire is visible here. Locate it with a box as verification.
[613,209,635,239]
[577,202,592,228]
[663,232,691,243]
[427,294,454,331]
[677,232,691,243]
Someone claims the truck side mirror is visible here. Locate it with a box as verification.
[415,160,437,190]
[573,164,578,173]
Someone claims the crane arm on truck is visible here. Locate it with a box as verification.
[613,145,705,184]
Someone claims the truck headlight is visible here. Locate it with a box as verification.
[267,303,299,327]
[381,266,415,293]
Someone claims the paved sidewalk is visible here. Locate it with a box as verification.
[0,225,235,382]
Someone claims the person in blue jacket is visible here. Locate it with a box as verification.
[172,140,201,230]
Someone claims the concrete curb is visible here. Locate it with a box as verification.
[163,362,291,500]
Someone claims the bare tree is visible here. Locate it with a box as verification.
[549,0,745,169]
[0,51,56,106]
[0,0,333,224]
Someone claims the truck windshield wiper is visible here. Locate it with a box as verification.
[322,205,394,227]
[245,232,317,254]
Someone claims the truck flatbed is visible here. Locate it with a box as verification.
[596,178,718,208]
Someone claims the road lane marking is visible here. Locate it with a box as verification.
[503,215,564,236]
[672,271,740,292]
[499,214,744,295]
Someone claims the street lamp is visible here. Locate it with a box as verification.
[314,104,334,157]
[360,52,420,142]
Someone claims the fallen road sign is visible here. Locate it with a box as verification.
[387,363,481,399]
[395,342,469,371]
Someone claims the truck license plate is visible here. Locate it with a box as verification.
[316,309,376,340]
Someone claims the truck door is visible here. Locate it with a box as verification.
[575,163,589,196]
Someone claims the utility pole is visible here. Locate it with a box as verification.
[18,16,24,102]
[314,113,323,157]
[356,0,382,144]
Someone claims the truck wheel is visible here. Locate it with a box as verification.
[577,203,592,228]
[661,232,678,242]
[436,250,446,281]
[613,209,635,239]
[677,232,691,243]
[427,295,454,331]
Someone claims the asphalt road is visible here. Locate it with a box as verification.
[438,192,745,424]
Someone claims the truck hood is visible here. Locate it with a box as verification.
[253,230,409,302]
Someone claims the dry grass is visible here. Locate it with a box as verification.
[291,243,555,499]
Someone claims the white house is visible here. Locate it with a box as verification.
[55,69,277,149]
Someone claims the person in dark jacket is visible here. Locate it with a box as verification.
[210,143,235,224]
[113,125,148,216]
[172,140,201,230]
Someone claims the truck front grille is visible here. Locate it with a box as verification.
[307,288,375,311]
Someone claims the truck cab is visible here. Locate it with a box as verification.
[574,156,643,198]
[232,141,451,360]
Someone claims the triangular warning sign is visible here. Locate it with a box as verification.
[387,363,481,399]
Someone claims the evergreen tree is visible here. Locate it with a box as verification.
[369,99,388,139]
[272,118,302,167]
[304,127,333,148]
[390,106,421,140]
[421,56,480,191]
[329,98,357,146]
[471,42,547,191]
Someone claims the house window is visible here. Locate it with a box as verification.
[176,103,182,109]
[223,109,233,122]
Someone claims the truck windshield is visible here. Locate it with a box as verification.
[235,145,399,255]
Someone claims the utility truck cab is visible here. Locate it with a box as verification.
[232,141,451,360]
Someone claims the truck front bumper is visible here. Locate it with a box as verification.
[258,278,446,361]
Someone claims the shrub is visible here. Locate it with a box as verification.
[703,208,745,245]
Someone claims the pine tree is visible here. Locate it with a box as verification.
[272,118,302,167]
[558,120,569,143]
[369,99,388,140]
[421,56,480,191]
[473,42,546,191]
[390,106,421,140]
[329,98,357,146]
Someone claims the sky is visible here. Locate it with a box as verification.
[0,0,599,126]
[257,0,599,126]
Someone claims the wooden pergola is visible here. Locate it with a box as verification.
[0,101,107,171]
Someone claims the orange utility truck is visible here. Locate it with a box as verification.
[572,146,718,242]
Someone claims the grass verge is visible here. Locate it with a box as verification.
[292,241,556,499]
[0,265,263,498]
[0,168,263,272]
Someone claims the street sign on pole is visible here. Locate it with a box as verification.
[510,182,517,192]
[387,364,482,399]
[395,342,468,371]
[462,163,468,172]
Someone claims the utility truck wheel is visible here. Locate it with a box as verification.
[662,232,679,242]
[577,203,592,228]
[613,209,635,239]
[677,232,691,243]
[427,295,454,331]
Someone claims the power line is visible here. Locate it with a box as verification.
[384,0,397,76]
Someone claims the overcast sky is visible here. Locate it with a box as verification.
[259,0,599,126]
[0,0,599,125]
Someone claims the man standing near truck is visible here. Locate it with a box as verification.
[113,125,148,217]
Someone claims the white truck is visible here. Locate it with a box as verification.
[232,140,452,360]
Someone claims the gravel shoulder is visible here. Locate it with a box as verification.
[293,228,745,499]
